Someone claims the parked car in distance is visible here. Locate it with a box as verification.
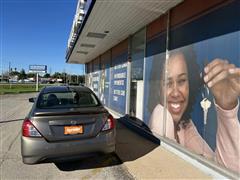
[21,85,116,164]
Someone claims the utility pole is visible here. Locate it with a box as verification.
[69,74,71,84]
[9,61,11,88]
[9,62,11,73]
[1,67,3,83]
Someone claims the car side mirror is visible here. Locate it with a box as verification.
[29,97,36,103]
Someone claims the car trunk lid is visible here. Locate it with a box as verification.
[31,106,109,142]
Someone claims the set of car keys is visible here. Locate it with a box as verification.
[200,60,211,125]
[200,86,211,125]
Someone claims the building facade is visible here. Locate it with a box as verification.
[66,0,240,177]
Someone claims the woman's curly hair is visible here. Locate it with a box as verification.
[148,45,202,129]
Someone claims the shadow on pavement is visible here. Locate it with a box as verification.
[116,117,159,162]
[55,116,159,171]
[55,153,121,171]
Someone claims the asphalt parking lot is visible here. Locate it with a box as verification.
[0,93,133,180]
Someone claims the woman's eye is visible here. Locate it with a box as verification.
[167,81,173,87]
[178,79,187,85]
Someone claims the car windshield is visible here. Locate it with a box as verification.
[37,91,100,108]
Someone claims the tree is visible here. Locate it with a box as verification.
[71,75,77,83]
[9,70,20,77]
[27,73,35,78]
[19,69,27,80]
[61,72,67,83]
[52,72,61,79]
[78,75,85,84]
[43,73,50,78]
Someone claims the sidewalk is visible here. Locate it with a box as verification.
[115,120,211,179]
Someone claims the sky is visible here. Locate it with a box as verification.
[1,0,84,75]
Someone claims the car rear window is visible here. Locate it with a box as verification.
[37,91,100,108]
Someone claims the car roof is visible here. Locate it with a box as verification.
[41,85,92,94]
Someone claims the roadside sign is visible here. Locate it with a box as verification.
[29,65,47,91]
[29,65,47,73]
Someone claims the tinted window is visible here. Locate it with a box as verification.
[37,91,99,108]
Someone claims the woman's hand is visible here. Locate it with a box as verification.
[204,59,240,110]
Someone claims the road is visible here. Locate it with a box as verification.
[0,93,133,180]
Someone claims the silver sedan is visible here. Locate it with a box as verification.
[21,85,116,164]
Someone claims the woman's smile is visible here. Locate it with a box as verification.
[169,102,182,113]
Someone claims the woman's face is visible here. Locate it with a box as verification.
[160,53,189,124]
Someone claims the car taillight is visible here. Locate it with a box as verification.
[101,115,115,131]
[22,119,42,137]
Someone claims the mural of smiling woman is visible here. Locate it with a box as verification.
[148,46,240,173]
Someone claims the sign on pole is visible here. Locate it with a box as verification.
[29,65,47,91]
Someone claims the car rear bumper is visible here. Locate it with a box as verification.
[21,130,116,164]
